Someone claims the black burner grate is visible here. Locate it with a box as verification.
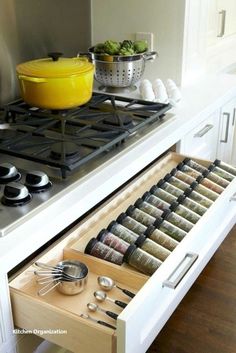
[0,93,171,178]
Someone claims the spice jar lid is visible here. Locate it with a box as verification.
[107,220,117,232]
[183,157,191,165]
[170,201,178,211]
[156,179,165,188]
[184,188,192,197]
[142,191,151,201]
[213,159,221,167]
[202,170,210,177]
[135,235,147,247]
[164,173,172,182]
[190,181,198,190]
[150,185,158,194]
[177,194,186,204]
[153,216,164,228]
[177,162,185,170]
[196,175,204,183]
[17,53,94,78]
[208,164,216,172]
[97,229,108,241]
[162,209,171,219]
[134,198,144,208]
[126,205,136,216]
[144,225,156,237]
[116,213,127,224]
[84,238,98,254]
[170,168,177,176]
[123,244,137,263]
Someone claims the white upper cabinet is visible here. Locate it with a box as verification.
[217,0,236,38]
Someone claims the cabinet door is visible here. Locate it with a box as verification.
[178,110,220,160]
[217,0,236,37]
[217,97,236,164]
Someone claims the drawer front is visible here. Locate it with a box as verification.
[117,178,236,353]
[9,152,236,353]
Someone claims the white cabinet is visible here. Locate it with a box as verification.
[217,97,236,164]
[217,0,236,38]
[178,110,220,160]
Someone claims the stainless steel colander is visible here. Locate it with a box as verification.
[83,49,157,88]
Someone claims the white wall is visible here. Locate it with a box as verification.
[91,0,186,85]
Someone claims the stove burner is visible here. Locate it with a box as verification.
[103,113,134,128]
[0,94,171,178]
[50,142,79,160]
[0,129,17,141]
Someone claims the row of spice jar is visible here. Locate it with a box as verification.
[84,158,236,276]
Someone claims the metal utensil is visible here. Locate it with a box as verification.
[34,261,80,280]
[37,280,60,296]
[80,313,116,330]
[97,276,135,298]
[87,302,118,320]
[94,290,127,309]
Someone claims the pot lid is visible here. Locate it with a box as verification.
[16,52,94,78]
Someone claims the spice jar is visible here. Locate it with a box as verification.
[126,205,156,227]
[183,188,213,209]
[135,198,163,218]
[177,163,201,179]
[135,235,171,261]
[177,193,208,215]
[143,191,170,211]
[190,181,218,201]
[162,209,193,232]
[157,179,183,198]
[202,169,229,189]
[164,173,189,191]
[124,244,162,275]
[174,169,196,185]
[154,217,187,242]
[150,185,177,204]
[170,201,200,224]
[97,229,129,255]
[107,221,138,243]
[84,238,124,265]
[213,159,236,177]
[145,225,179,251]
[116,213,147,235]
[182,158,208,174]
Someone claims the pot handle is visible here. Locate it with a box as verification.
[77,52,92,62]
[143,51,158,61]
[18,75,47,83]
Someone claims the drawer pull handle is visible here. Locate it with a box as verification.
[163,252,198,289]
[232,108,236,126]
[217,9,226,37]
[194,124,214,138]
[230,192,236,202]
[220,112,230,143]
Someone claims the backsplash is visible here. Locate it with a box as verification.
[0,0,91,104]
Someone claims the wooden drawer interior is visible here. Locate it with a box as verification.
[10,152,230,353]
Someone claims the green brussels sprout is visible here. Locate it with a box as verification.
[103,40,121,55]
[119,47,135,56]
[133,40,148,53]
[93,43,105,53]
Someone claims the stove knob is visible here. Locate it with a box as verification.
[0,163,21,183]
[1,182,32,206]
[25,171,52,192]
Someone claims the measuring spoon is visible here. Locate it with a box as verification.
[94,290,127,309]
[97,276,135,298]
[80,314,116,330]
[87,302,118,320]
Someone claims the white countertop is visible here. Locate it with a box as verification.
[1,72,236,274]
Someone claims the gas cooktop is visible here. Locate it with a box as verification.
[0,93,173,237]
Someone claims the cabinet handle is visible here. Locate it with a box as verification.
[232,108,236,126]
[230,192,236,202]
[163,252,198,289]
[217,10,226,37]
[194,124,214,138]
[220,112,230,143]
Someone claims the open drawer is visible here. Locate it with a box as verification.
[9,152,236,353]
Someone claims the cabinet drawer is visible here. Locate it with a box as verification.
[9,152,236,353]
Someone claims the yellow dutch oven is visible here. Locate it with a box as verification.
[16,52,94,110]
